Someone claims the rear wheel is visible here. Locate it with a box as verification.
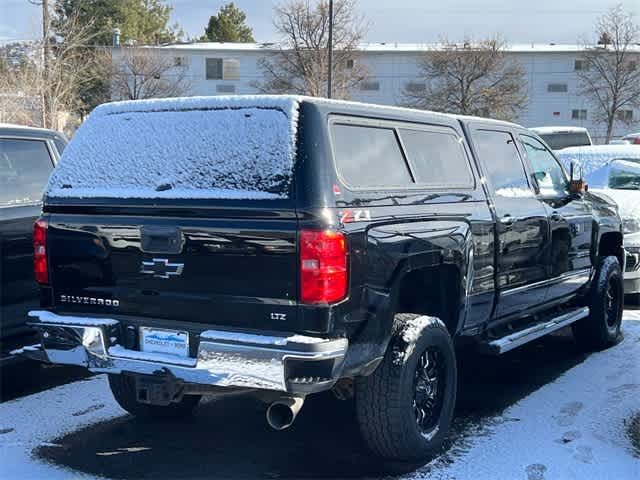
[108,374,201,419]
[355,314,457,461]
[572,256,623,351]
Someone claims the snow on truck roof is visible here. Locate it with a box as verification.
[47,95,524,201]
[90,95,299,117]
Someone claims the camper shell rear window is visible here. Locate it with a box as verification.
[46,96,300,200]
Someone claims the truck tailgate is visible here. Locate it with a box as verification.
[46,212,299,331]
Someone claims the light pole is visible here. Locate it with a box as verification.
[327,0,333,98]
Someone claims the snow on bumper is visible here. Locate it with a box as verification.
[27,311,348,394]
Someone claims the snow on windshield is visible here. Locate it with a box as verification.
[46,96,300,200]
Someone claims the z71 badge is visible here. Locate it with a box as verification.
[339,209,371,224]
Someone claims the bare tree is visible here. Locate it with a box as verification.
[111,48,190,100]
[0,14,109,131]
[403,37,528,121]
[254,0,367,99]
[45,15,111,128]
[0,63,42,125]
[578,4,640,143]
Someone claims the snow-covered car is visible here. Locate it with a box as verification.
[530,126,592,150]
[557,145,640,294]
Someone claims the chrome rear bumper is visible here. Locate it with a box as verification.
[28,310,348,394]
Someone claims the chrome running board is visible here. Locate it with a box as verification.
[485,307,589,355]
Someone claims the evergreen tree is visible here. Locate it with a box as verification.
[202,3,254,42]
[53,0,181,46]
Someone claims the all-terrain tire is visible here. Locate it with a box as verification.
[108,374,201,419]
[572,256,623,351]
[355,314,457,461]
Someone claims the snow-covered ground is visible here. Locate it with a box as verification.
[413,311,640,480]
[1,313,639,480]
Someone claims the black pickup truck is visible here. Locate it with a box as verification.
[28,96,624,462]
[0,124,66,363]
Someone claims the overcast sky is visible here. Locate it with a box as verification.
[2,0,638,45]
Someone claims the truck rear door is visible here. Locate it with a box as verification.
[468,126,551,320]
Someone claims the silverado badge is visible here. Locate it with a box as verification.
[59,295,120,307]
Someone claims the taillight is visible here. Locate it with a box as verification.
[33,218,48,284]
[633,138,640,145]
[299,230,348,304]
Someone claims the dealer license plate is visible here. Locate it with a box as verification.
[140,327,189,358]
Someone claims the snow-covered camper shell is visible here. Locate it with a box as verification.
[557,145,640,293]
[44,96,301,204]
[530,126,592,151]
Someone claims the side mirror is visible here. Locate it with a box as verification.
[533,171,547,183]
[569,161,587,194]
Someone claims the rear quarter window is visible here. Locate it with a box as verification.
[330,121,473,190]
[331,123,412,188]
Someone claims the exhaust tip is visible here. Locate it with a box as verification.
[266,397,304,431]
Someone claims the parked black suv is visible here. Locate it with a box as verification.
[28,97,624,461]
[0,124,66,363]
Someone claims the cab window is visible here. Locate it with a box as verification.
[520,135,568,196]
[472,130,532,198]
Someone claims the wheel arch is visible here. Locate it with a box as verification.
[598,231,624,268]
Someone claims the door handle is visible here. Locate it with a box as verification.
[500,214,515,226]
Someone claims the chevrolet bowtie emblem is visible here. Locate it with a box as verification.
[140,258,184,279]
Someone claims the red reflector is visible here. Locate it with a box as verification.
[299,230,348,304]
[33,218,48,284]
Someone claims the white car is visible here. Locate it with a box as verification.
[530,126,593,151]
[621,132,640,145]
[557,145,640,294]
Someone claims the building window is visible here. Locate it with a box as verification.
[547,83,568,93]
[572,109,587,120]
[222,59,240,80]
[216,84,236,94]
[405,81,426,94]
[574,59,588,71]
[346,59,354,69]
[174,56,188,67]
[206,58,223,79]
[360,80,380,91]
[205,58,240,80]
[617,110,634,122]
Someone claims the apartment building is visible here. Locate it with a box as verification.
[112,42,640,142]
